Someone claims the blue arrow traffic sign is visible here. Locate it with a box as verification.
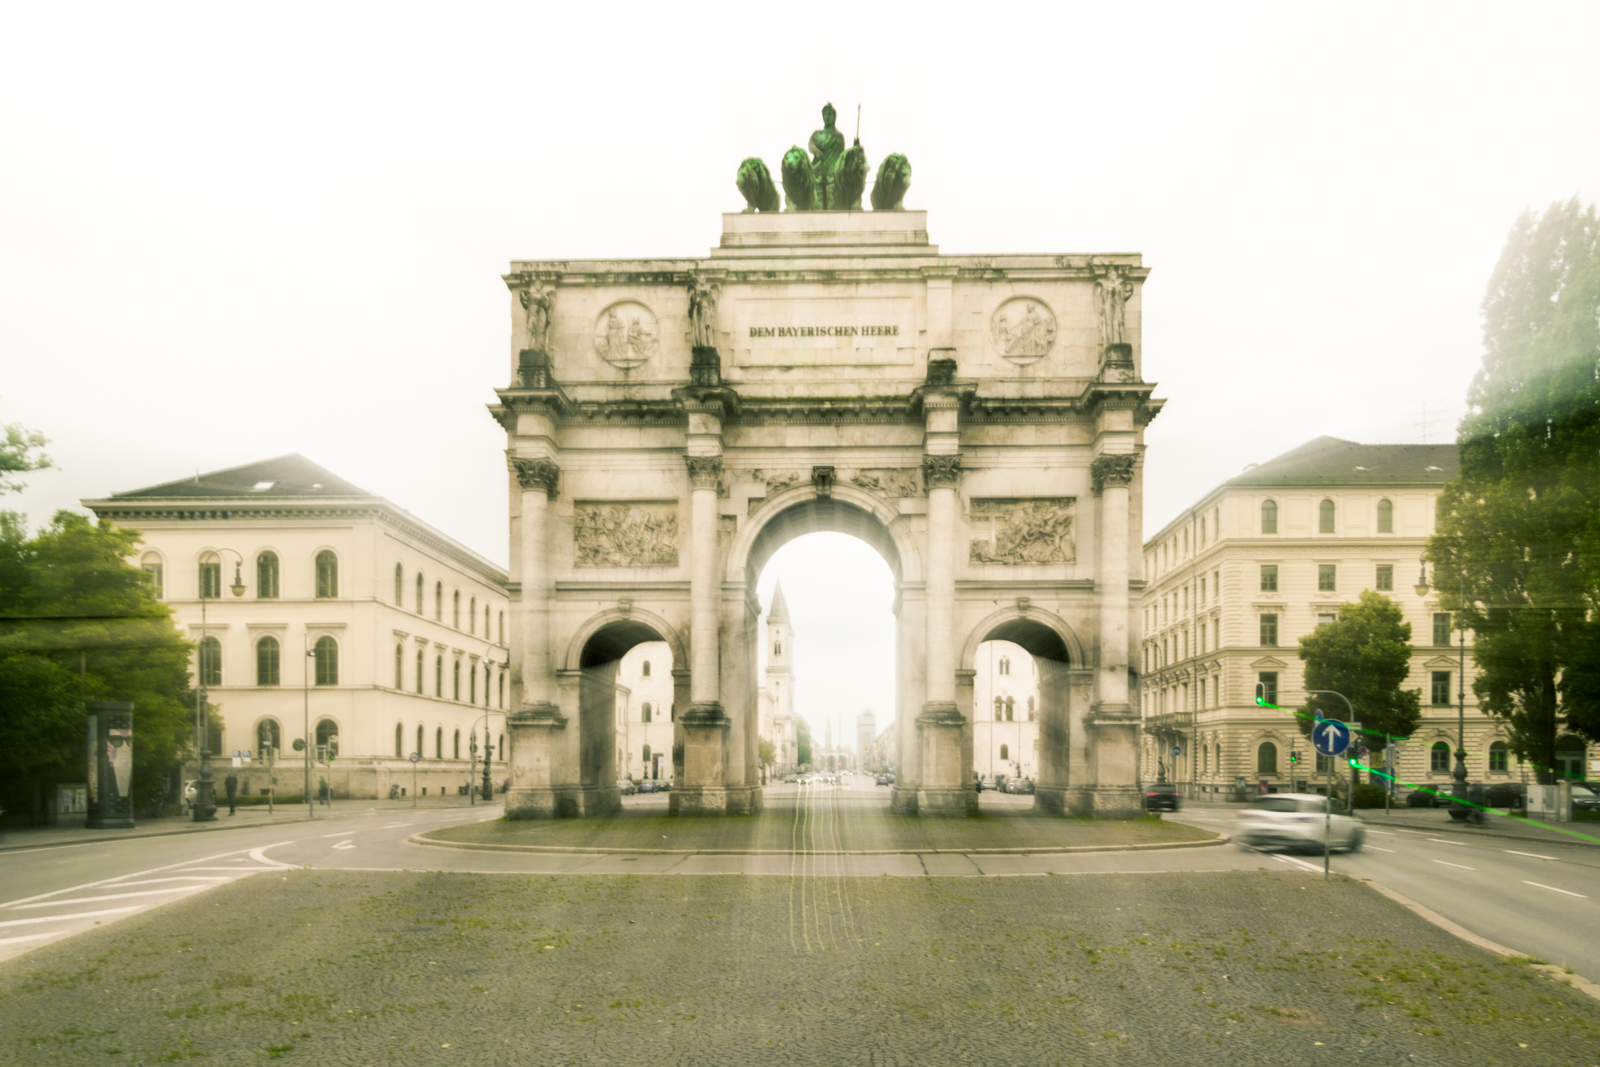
[1172,746,1182,757]
[1312,719,1351,758]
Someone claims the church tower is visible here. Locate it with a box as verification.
[766,581,796,770]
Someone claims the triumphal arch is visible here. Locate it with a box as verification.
[492,108,1162,818]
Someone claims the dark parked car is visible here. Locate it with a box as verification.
[1003,778,1034,795]
[875,774,890,786]
[1143,783,1180,811]
[1571,783,1600,813]
[1405,787,1453,807]
[637,780,657,794]
[1485,782,1526,809]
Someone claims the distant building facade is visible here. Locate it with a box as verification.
[973,640,1040,780]
[84,455,511,801]
[613,643,674,782]
[856,709,878,770]
[1136,436,1574,796]
[756,582,798,775]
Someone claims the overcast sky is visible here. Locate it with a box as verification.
[5,3,1598,733]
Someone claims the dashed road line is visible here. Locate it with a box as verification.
[1366,845,1396,853]
[0,906,143,928]
[321,831,357,838]
[1432,860,1476,870]
[10,885,208,909]
[1505,850,1557,861]
[1427,839,1468,846]
[1523,881,1587,898]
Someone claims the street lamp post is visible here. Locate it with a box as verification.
[303,634,315,819]
[193,550,245,823]
[1416,559,1472,815]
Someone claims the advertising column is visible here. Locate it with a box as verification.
[85,700,135,829]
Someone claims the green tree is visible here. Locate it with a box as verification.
[1295,590,1422,775]
[796,717,813,768]
[0,511,195,814]
[757,738,776,769]
[1,420,51,495]
[1429,198,1600,781]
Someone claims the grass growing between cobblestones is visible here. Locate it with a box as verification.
[425,802,1215,852]
[3,870,1598,1066]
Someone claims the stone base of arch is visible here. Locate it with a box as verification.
[914,702,977,816]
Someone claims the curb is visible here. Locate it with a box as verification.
[0,815,321,853]
[1359,878,1600,1002]
[407,829,1229,857]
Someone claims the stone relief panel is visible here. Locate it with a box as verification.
[593,301,660,370]
[849,468,921,501]
[573,502,679,567]
[968,498,1076,565]
[991,297,1057,365]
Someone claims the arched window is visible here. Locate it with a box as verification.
[435,727,443,759]
[642,660,651,678]
[1377,498,1394,534]
[469,664,476,704]
[999,656,1010,676]
[486,604,492,637]
[199,635,222,687]
[453,660,461,701]
[453,590,461,629]
[416,573,424,613]
[469,597,476,634]
[315,718,339,758]
[394,563,404,604]
[257,718,281,754]
[498,732,504,760]
[1489,741,1509,773]
[394,722,403,758]
[993,696,1003,719]
[1256,742,1278,774]
[642,703,652,723]
[1319,499,1335,534]
[313,635,338,686]
[198,556,222,600]
[257,552,280,598]
[1000,744,1010,762]
[315,551,338,598]
[1261,499,1278,534]
[453,729,461,760]
[1026,696,1035,721]
[435,582,443,621]
[774,640,782,656]
[416,724,424,759]
[1005,696,1015,721]
[498,612,505,644]
[498,673,505,708]
[394,643,404,688]
[416,649,424,694]
[256,636,280,686]
[140,552,165,598]
[1430,742,1452,773]
[643,743,652,767]
[435,655,443,697]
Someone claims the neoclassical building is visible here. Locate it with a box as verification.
[973,640,1041,780]
[612,642,674,782]
[84,455,511,800]
[1140,436,1519,796]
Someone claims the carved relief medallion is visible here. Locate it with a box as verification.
[573,502,679,567]
[969,499,1076,565]
[593,301,660,370]
[991,297,1057,365]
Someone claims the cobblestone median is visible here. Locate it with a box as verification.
[3,871,1597,1066]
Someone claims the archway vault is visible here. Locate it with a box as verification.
[564,606,686,673]
[730,482,919,588]
[961,604,1085,668]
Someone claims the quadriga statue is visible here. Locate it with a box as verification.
[734,103,911,213]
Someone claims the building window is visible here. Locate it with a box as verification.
[1199,679,1206,708]
[395,563,404,604]
[1433,613,1452,647]
[313,635,338,686]
[1027,696,1035,720]
[394,722,403,758]
[1431,671,1452,706]
[257,718,281,754]
[435,582,443,620]
[1258,671,1278,705]
[314,551,338,598]
[469,665,476,704]
[1199,578,1206,605]
[315,718,339,758]
[416,724,424,759]
[1431,742,1451,773]
[1488,741,1509,773]
[1316,613,1337,627]
[1318,564,1337,591]
[1200,517,1207,543]
[1375,564,1393,591]
[198,635,222,686]
[1213,619,1220,650]
[416,573,424,614]
[141,554,165,598]
[1000,744,1010,762]
[436,727,443,759]
[453,730,460,760]
[642,702,652,723]
[642,660,651,678]
[498,732,505,760]
[469,596,476,634]
[435,655,443,697]
[1261,500,1278,534]
[198,559,222,600]
[1005,696,1015,721]
[1259,614,1278,646]
[453,661,461,701]
[257,552,280,598]
[498,673,504,708]
[999,656,1010,676]
[1260,564,1278,592]
[498,611,505,644]
[395,643,404,689]
[453,590,460,629]
[1376,498,1394,533]
[643,743,652,767]
[1257,742,1278,774]
[257,636,280,686]
[416,649,424,694]
[1318,499,1335,534]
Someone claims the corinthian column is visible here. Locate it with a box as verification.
[921,452,961,715]
[512,458,561,715]
[685,454,724,719]
[1090,453,1136,713]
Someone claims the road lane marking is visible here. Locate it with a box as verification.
[332,841,356,851]
[1366,830,1396,835]
[0,906,143,928]
[1505,850,1557,861]
[321,831,357,838]
[248,843,295,867]
[0,847,257,909]
[382,823,414,828]
[1275,854,1324,873]
[75,876,230,888]
[1367,845,1396,852]
[1523,881,1587,898]
[1432,860,1477,870]
[10,885,208,909]
[1426,839,1468,846]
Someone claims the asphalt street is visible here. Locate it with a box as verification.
[3,775,1596,990]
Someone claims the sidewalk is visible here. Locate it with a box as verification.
[1178,792,1599,848]
[0,795,500,853]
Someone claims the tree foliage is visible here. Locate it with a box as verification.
[757,739,776,768]
[1429,198,1600,781]
[0,420,51,495]
[0,511,195,814]
[1295,590,1422,753]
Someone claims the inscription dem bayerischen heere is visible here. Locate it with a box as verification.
[748,325,900,338]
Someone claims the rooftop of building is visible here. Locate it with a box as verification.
[1224,437,1459,487]
[101,454,373,500]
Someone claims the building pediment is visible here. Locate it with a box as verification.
[1250,655,1289,669]
[1422,655,1460,668]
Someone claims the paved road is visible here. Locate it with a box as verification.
[5,781,1596,992]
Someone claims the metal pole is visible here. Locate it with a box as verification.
[1324,761,1331,880]
[304,634,313,819]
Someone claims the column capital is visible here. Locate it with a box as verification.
[686,455,724,490]
[511,458,561,497]
[921,453,962,489]
[509,702,567,727]
[1090,453,1136,494]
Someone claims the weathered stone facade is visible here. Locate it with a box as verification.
[491,211,1162,818]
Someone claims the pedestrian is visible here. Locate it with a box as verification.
[318,778,330,807]
[224,773,238,816]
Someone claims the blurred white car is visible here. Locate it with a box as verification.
[1236,793,1365,853]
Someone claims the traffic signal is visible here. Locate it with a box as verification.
[1288,750,1300,765]
[1254,682,1267,706]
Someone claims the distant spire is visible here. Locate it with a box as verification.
[768,580,791,623]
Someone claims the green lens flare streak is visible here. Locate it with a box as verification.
[1251,696,1598,845]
